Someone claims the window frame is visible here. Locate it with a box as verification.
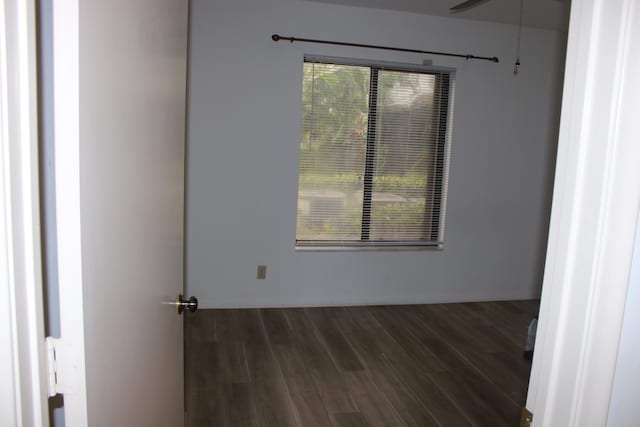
[296,55,456,251]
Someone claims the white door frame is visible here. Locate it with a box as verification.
[49,0,87,422]
[525,0,640,425]
[0,0,48,425]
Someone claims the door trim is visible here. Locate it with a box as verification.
[50,0,88,424]
[526,0,640,425]
[0,0,48,424]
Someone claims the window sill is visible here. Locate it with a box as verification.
[295,244,443,252]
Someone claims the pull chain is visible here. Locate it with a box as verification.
[514,0,524,75]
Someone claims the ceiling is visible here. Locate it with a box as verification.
[304,0,571,31]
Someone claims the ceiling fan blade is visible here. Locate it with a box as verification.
[449,0,492,13]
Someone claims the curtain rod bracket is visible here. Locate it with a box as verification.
[271,34,499,63]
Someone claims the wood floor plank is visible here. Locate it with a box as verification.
[187,383,253,427]
[417,307,532,409]
[364,365,440,427]
[261,308,292,345]
[185,300,538,427]
[185,310,217,343]
[430,370,507,426]
[368,306,447,373]
[282,308,343,374]
[214,340,251,384]
[344,371,405,427]
[418,304,503,354]
[331,412,368,427]
[237,309,299,427]
[454,365,522,425]
[187,340,216,389]
[270,342,334,426]
[335,308,440,426]
[383,355,472,427]
[282,309,357,415]
[229,382,258,426]
[333,307,404,366]
[305,308,365,373]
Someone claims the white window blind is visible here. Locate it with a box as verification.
[296,56,454,248]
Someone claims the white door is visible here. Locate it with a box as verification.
[52,0,190,425]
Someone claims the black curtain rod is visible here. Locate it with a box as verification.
[271,34,499,63]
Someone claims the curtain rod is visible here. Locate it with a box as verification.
[271,34,499,63]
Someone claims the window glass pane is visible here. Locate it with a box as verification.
[369,70,439,241]
[295,59,453,248]
[296,63,370,241]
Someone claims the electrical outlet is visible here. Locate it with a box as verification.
[257,265,267,280]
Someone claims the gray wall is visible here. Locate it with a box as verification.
[186,0,567,308]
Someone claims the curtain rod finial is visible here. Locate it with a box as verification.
[272,34,280,41]
[492,57,499,63]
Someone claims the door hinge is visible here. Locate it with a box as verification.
[45,337,76,397]
[520,407,533,427]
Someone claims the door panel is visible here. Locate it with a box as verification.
[54,0,189,425]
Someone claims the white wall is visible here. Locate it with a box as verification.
[608,213,640,426]
[186,0,567,308]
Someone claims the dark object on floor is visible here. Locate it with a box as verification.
[523,315,539,361]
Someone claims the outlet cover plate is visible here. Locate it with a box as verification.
[257,265,267,279]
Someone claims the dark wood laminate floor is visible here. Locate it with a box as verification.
[185,300,538,427]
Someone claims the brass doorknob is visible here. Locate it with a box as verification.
[177,294,198,314]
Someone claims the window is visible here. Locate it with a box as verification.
[296,56,455,249]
